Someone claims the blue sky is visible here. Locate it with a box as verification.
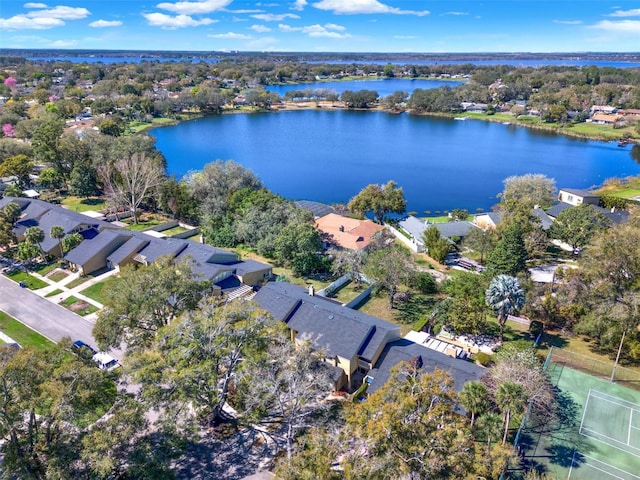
[1,0,639,52]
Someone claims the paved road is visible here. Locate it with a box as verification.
[0,275,96,347]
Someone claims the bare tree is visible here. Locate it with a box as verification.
[100,153,163,224]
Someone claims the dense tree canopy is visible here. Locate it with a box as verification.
[348,180,406,224]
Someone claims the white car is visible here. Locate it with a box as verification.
[92,352,120,371]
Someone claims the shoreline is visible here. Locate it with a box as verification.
[137,101,638,145]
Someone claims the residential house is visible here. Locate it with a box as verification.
[473,211,502,230]
[253,282,401,390]
[545,201,629,225]
[557,188,600,206]
[294,200,337,220]
[253,281,485,393]
[398,215,478,250]
[589,113,623,125]
[366,339,485,394]
[590,105,618,115]
[0,197,117,257]
[315,213,384,251]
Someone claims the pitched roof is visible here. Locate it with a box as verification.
[135,237,188,263]
[65,229,131,265]
[473,211,502,226]
[367,339,485,394]
[315,213,384,250]
[398,215,426,243]
[545,202,572,218]
[233,259,272,276]
[294,200,337,219]
[253,282,400,362]
[532,208,554,230]
[433,220,476,239]
[106,235,150,265]
[559,188,599,198]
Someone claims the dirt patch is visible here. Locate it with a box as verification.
[69,300,91,312]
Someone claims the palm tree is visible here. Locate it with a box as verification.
[477,412,503,453]
[496,381,527,445]
[24,226,45,259]
[50,226,65,258]
[459,381,489,427]
[485,274,526,342]
[1,202,21,224]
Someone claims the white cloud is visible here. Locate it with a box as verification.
[89,19,123,28]
[553,19,582,25]
[394,35,418,39]
[251,13,300,21]
[591,19,640,33]
[245,35,280,50]
[208,31,252,38]
[143,12,216,28]
[278,22,350,38]
[312,0,429,16]
[0,15,64,30]
[49,39,77,47]
[27,6,90,20]
[228,9,264,13]
[156,0,232,15]
[291,0,307,10]
[23,3,48,8]
[608,8,640,17]
[249,24,271,32]
[442,11,468,16]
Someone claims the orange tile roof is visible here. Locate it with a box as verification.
[315,213,385,250]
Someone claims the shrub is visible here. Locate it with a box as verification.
[412,271,438,294]
[474,352,493,366]
[529,320,544,336]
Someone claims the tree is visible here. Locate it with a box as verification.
[485,274,526,342]
[0,344,118,479]
[38,167,65,190]
[273,222,323,276]
[16,241,40,264]
[61,232,83,253]
[50,225,65,258]
[459,381,489,427]
[188,159,262,225]
[463,226,497,264]
[450,208,469,221]
[0,202,20,247]
[496,382,527,444]
[549,204,611,250]
[0,154,33,188]
[340,89,379,108]
[329,247,367,289]
[247,339,333,462]
[486,221,528,276]
[31,117,64,171]
[345,367,474,479]
[93,256,208,353]
[348,180,406,224]
[69,160,99,198]
[24,225,45,257]
[499,174,556,215]
[364,245,413,308]
[100,153,164,224]
[441,272,489,334]
[130,300,278,429]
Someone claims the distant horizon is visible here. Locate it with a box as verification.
[2,1,639,53]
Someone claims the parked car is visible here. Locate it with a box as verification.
[92,352,120,371]
[72,339,97,356]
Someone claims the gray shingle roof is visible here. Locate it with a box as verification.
[253,282,400,362]
[532,208,554,230]
[65,230,131,265]
[367,339,485,394]
[233,259,272,276]
[106,235,149,264]
[398,215,426,244]
[135,237,188,263]
[433,220,476,239]
[560,188,599,198]
[545,202,572,218]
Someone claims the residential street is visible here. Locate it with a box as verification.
[0,274,96,347]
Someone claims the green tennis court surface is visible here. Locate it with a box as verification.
[520,362,640,479]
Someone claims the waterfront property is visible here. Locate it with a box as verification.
[315,213,385,250]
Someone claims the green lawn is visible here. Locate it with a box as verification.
[127,117,178,133]
[65,276,91,289]
[32,261,62,276]
[45,288,63,298]
[123,216,165,231]
[4,270,48,290]
[60,296,99,316]
[80,278,115,305]
[0,310,55,349]
[47,271,69,283]
[160,225,189,236]
[60,196,106,213]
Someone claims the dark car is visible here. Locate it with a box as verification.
[72,340,97,356]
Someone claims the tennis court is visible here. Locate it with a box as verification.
[519,353,640,480]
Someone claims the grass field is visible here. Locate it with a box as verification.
[32,261,62,276]
[47,270,69,283]
[4,270,47,289]
[80,278,115,305]
[520,359,640,480]
[44,288,63,298]
[594,177,640,200]
[160,225,190,236]
[61,196,106,212]
[0,310,54,349]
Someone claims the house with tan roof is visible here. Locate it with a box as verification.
[315,213,384,251]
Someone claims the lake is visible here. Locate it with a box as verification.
[265,78,463,98]
[153,110,640,214]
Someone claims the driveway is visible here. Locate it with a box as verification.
[0,274,96,347]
